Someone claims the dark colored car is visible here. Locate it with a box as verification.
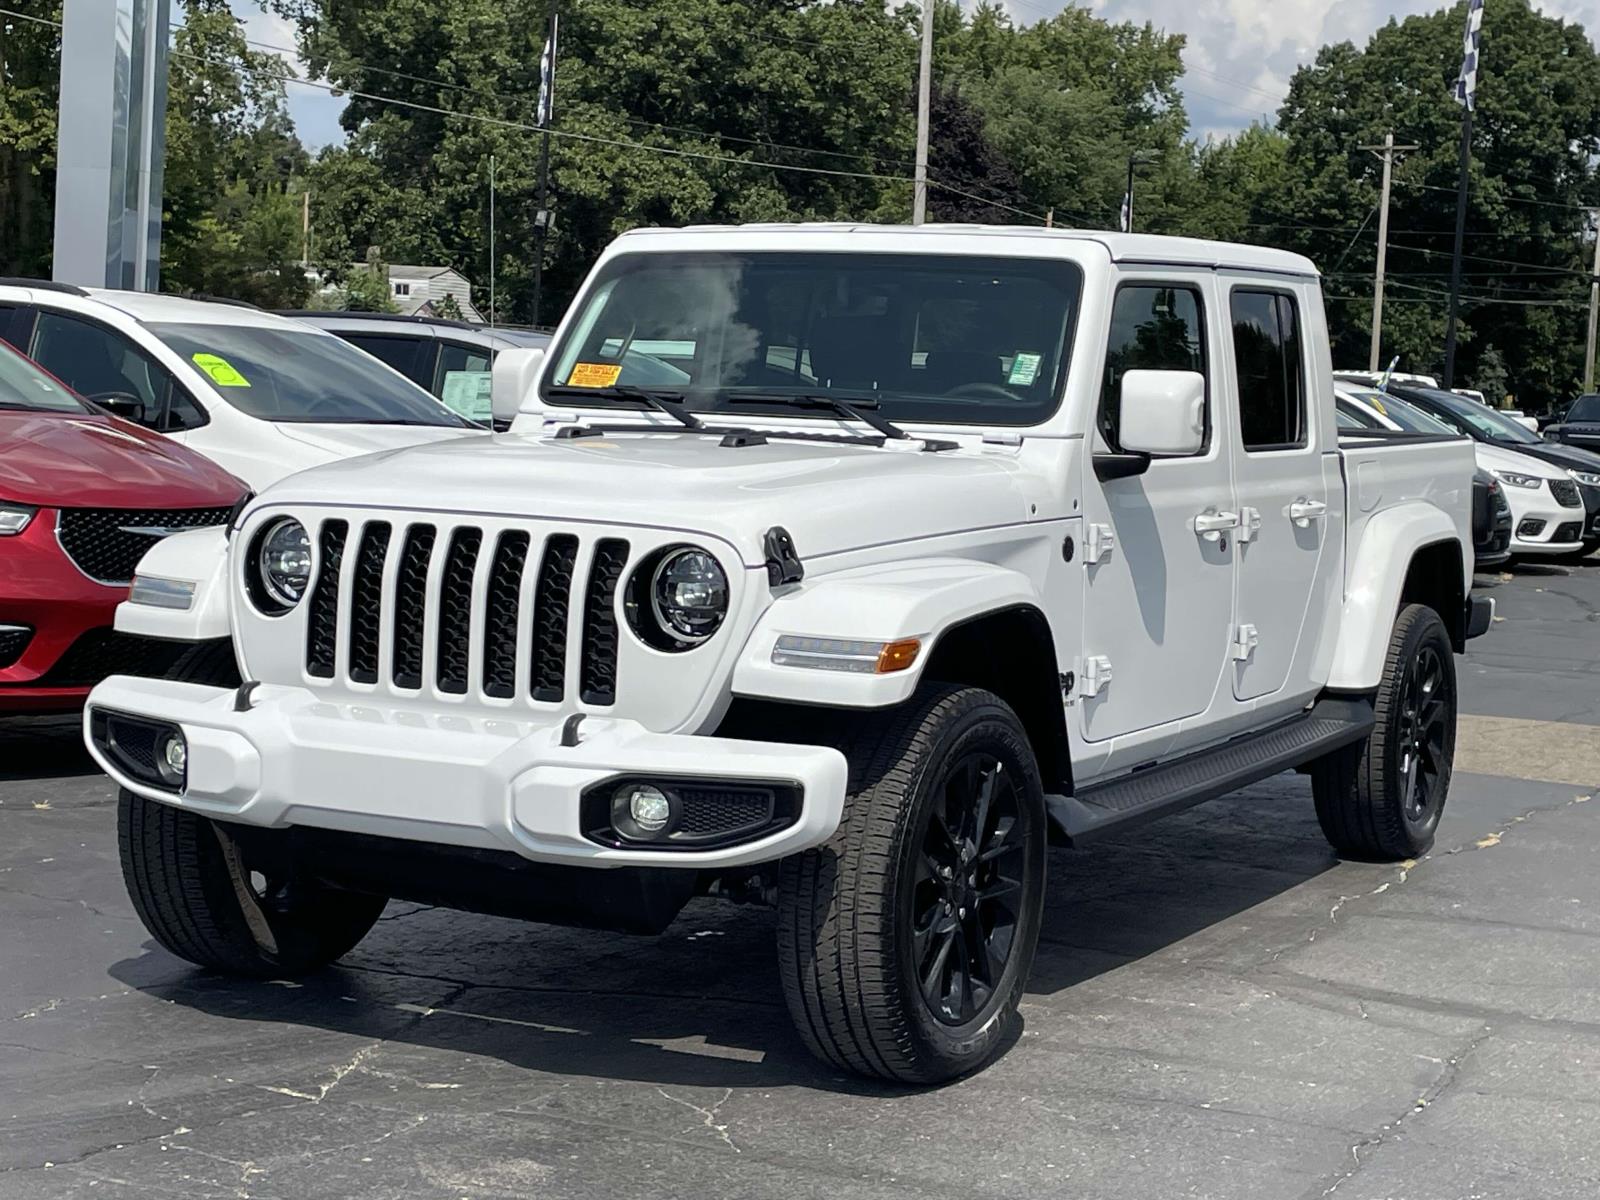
[1472,468,1514,569]
[0,340,246,713]
[1389,384,1600,554]
[1543,393,1600,454]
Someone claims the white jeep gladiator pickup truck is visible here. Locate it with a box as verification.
[84,225,1488,1083]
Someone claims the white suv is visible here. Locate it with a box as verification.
[85,226,1486,1084]
[0,281,485,490]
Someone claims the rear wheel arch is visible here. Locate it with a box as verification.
[1399,539,1467,651]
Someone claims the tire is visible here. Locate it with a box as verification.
[1312,604,1457,859]
[776,686,1047,1084]
[117,641,384,977]
[119,788,387,976]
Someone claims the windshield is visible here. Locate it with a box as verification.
[1415,388,1542,443]
[543,252,1083,426]
[1568,395,1600,422]
[148,323,470,426]
[1348,389,1454,435]
[0,340,87,414]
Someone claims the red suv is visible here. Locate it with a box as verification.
[1,339,245,714]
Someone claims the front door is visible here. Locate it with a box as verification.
[1079,276,1237,751]
[1224,282,1337,703]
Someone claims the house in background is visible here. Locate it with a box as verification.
[381,265,486,322]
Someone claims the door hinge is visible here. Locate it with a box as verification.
[1080,655,1113,697]
[1237,506,1263,543]
[1085,522,1116,564]
[1231,623,1259,662]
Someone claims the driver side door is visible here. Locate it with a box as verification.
[25,309,206,434]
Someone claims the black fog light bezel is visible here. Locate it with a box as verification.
[1517,518,1546,538]
[89,708,187,794]
[580,776,801,851]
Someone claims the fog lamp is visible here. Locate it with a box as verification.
[615,783,672,835]
[156,730,188,788]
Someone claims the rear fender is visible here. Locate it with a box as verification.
[732,558,1044,708]
[113,526,232,644]
[1328,503,1462,690]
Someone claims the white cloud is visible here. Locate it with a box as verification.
[227,1,347,149]
[983,1,1600,138]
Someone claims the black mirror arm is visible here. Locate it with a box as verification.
[1093,451,1152,482]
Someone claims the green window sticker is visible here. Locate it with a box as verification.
[1007,352,1043,387]
[440,370,493,422]
[191,353,251,388]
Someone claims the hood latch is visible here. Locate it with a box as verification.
[764,526,805,588]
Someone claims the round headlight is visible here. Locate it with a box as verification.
[257,518,312,608]
[650,548,728,644]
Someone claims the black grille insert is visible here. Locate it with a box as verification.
[435,528,482,694]
[531,534,578,702]
[58,507,233,585]
[482,531,531,699]
[392,525,436,689]
[38,629,189,688]
[0,626,31,670]
[580,539,630,706]
[305,520,349,679]
[1551,479,1582,508]
[348,522,392,684]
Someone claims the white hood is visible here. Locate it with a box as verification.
[254,428,1042,564]
[1474,442,1568,479]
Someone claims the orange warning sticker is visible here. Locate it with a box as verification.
[567,362,622,388]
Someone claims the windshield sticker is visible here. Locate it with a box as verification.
[1007,352,1043,387]
[567,362,623,389]
[191,352,251,388]
[440,370,493,423]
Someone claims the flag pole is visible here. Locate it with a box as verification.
[530,1,559,328]
[1442,0,1483,389]
[1442,106,1473,390]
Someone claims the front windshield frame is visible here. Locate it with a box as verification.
[1416,388,1542,444]
[0,340,89,415]
[541,250,1085,428]
[147,322,472,428]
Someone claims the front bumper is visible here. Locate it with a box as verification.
[83,676,847,870]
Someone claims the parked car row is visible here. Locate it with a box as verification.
[0,282,535,714]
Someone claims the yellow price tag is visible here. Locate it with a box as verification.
[192,352,251,388]
[567,362,623,389]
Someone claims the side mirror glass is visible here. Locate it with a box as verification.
[1117,370,1206,457]
[491,347,546,428]
[88,392,148,425]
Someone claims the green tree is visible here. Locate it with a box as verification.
[0,1,61,276]
[435,291,464,320]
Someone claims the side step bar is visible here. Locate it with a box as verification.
[1047,696,1375,845]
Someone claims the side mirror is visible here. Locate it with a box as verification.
[88,392,148,425]
[491,347,546,428]
[1117,370,1206,457]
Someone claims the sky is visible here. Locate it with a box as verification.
[229,1,1600,151]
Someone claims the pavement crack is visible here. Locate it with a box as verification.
[1309,1023,1493,1199]
[656,1085,741,1153]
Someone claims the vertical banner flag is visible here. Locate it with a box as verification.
[1455,0,1484,109]
[537,15,560,128]
[1119,192,1131,233]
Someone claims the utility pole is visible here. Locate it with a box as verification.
[488,154,496,328]
[1123,152,1153,233]
[912,0,934,225]
[530,0,559,325]
[1585,209,1600,393]
[1360,133,1419,371]
[300,188,310,269]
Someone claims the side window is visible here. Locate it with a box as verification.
[1099,285,1206,451]
[1231,290,1306,450]
[0,304,19,349]
[345,334,431,386]
[433,341,492,396]
[30,310,204,430]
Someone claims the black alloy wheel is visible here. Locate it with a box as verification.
[1396,643,1451,829]
[909,753,1028,1026]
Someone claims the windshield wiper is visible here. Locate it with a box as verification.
[726,392,956,452]
[546,384,706,431]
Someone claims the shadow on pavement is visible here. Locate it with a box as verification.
[0,715,97,781]
[106,779,1337,1093]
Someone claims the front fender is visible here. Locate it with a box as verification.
[113,526,233,644]
[732,557,1045,708]
[1327,503,1460,691]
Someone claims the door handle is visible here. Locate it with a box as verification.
[1192,509,1241,541]
[1289,498,1329,527]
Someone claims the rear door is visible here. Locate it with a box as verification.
[1079,275,1238,752]
[1224,282,1340,704]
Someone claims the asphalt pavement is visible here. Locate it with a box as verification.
[2,560,1598,1200]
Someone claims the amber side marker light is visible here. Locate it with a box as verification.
[876,638,922,674]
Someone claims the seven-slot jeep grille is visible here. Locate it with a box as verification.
[301,518,630,706]
[57,507,234,585]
